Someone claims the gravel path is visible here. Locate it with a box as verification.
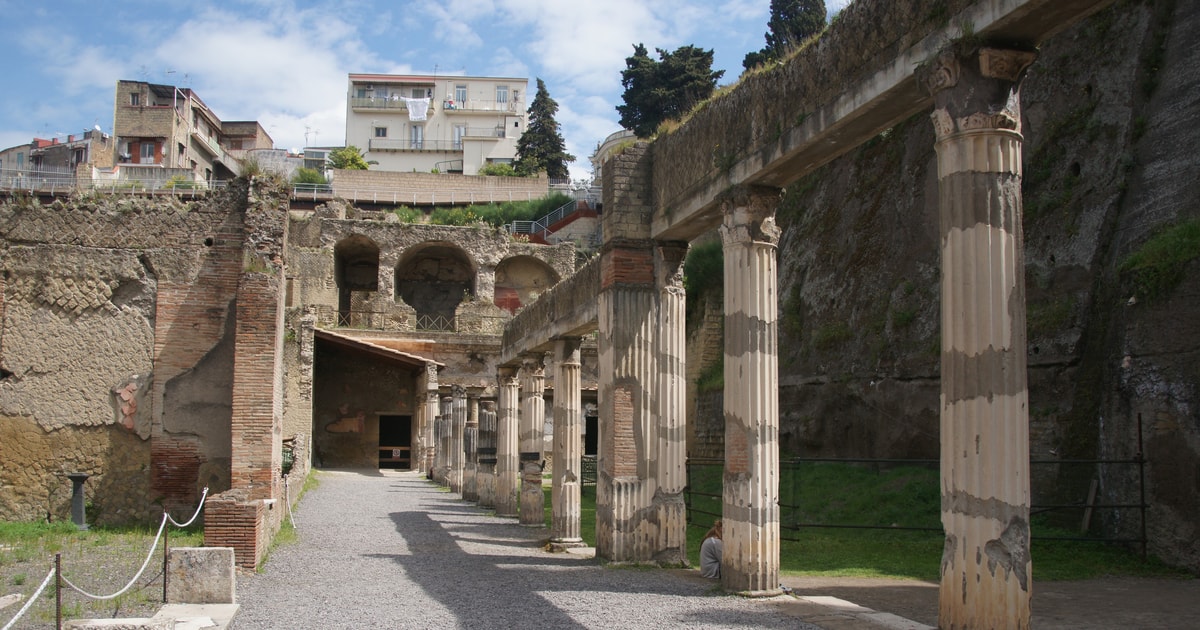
[234,469,818,630]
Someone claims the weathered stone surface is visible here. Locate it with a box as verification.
[166,547,236,604]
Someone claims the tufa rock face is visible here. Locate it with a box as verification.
[733,0,1198,571]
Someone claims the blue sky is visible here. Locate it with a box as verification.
[0,0,850,180]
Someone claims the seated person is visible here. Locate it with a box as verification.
[700,519,723,578]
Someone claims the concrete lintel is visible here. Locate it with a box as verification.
[651,0,1118,242]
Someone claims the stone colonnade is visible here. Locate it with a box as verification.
[922,45,1037,628]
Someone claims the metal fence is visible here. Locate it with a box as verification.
[684,455,1148,553]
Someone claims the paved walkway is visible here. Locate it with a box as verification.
[234,470,1198,630]
[234,470,818,629]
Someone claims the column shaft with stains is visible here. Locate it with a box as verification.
[463,390,480,502]
[437,396,452,486]
[421,364,438,475]
[519,353,546,527]
[596,141,659,563]
[495,367,520,517]
[477,401,497,508]
[921,44,1037,629]
[656,241,689,564]
[449,385,467,494]
[719,186,782,596]
[551,337,585,548]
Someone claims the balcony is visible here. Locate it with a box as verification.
[442,99,524,114]
[350,96,413,111]
[368,138,464,152]
[190,129,221,157]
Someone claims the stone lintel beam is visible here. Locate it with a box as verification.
[921,44,1036,630]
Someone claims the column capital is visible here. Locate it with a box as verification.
[655,240,689,292]
[719,185,781,247]
[497,366,519,387]
[919,45,1037,141]
[451,383,467,398]
[520,352,546,376]
[554,337,583,364]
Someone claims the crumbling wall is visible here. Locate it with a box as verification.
[0,190,250,523]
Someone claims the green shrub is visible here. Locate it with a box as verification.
[1120,219,1200,301]
[292,167,327,185]
[477,162,518,177]
[683,240,723,326]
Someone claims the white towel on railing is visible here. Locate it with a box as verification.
[405,98,430,121]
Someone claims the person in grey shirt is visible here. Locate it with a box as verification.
[700,519,723,578]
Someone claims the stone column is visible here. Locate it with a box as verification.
[656,241,689,564]
[550,338,585,549]
[719,185,782,596]
[519,353,547,527]
[495,367,520,517]
[596,141,658,563]
[437,395,453,486]
[449,385,467,494]
[420,363,439,476]
[477,401,497,508]
[463,389,481,502]
[921,44,1037,629]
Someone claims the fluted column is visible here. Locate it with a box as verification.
[921,44,1037,629]
[656,241,689,564]
[449,385,467,494]
[495,367,520,517]
[719,185,782,596]
[519,353,547,527]
[419,363,439,475]
[477,401,497,508]
[437,395,453,486]
[463,390,481,502]
[550,338,585,548]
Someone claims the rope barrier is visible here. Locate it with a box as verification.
[59,487,209,601]
[283,476,297,530]
[1,565,55,630]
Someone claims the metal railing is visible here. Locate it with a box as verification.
[368,138,467,152]
[684,455,1149,553]
[415,313,455,331]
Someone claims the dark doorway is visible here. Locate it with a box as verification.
[379,415,412,469]
[585,414,598,456]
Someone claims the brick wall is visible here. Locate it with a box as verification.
[204,492,264,569]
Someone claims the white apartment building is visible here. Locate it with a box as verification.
[345,73,528,176]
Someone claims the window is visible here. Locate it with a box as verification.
[410,125,424,150]
[72,148,86,166]
[496,85,508,105]
[455,84,467,105]
[356,87,367,99]
[453,125,467,150]
[140,142,156,163]
[130,92,140,106]
[411,88,425,99]
[374,127,387,138]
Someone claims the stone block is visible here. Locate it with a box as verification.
[167,547,236,604]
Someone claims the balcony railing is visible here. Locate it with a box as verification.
[350,96,414,111]
[368,138,465,152]
[442,99,524,113]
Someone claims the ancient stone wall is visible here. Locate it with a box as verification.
[0,186,262,523]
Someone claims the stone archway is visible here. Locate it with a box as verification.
[394,242,476,330]
[334,234,380,326]
[493,255,560,313]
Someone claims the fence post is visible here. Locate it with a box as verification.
[55,553,62,630]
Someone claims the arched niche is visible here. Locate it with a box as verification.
[493,255,560,314]
[394,242,476,327]
[334,235,381,323]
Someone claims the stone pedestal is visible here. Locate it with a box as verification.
[519,353,546,527]
[719,186,782,596]
[921,44,1037,629]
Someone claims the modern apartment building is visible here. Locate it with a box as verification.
[112,80,273,183]
[345,73,528,176]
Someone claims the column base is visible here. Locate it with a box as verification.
[547,539,588,552]
[733,587,785,598]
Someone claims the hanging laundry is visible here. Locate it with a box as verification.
[404,98,430,122]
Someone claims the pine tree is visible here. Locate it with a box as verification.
[743,0,827,71]
[515,78,575,179]
[617,44,724,138]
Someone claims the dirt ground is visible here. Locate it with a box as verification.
[779,575,1200,629]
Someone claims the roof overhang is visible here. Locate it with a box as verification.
[314,329,442,371]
